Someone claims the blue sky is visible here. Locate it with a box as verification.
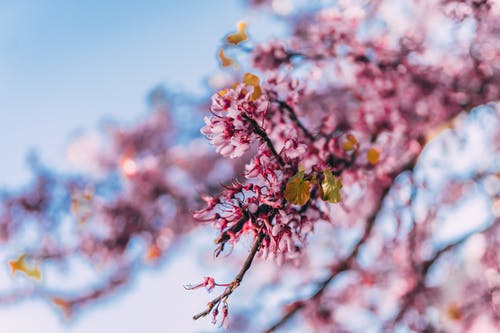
[0,0,250,187]
[0,2,496,332]
[0,1,265,332]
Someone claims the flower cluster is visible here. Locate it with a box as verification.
[252,40,291,72]
[0,95,243,315]
[1,1,499,332]
[201,75,269,158]
[192,0,500,330]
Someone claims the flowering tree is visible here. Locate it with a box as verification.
[1,0,500,332]
[0,90,246,316]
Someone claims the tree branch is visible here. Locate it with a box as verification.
[264,185,392,332]
[264,160,416,332]
[242,113,285,167]
[193,232,264,320]
[390,218,500,326]
[277,101,315,141]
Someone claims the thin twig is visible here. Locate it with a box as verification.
[242,113,285,167]
[264,161,416,332]
[277,101,315,141]
[193,232,264,320]
[459,285,500,316]
[264,185,392,332]
[391,219,499,326]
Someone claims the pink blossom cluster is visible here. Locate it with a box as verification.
[193,0,500,330]
[201,82,269,158]
[0,0,499,331]
[0,99,242,314]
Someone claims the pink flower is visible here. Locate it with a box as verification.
[201,84,269,158]
[252,40,290,71]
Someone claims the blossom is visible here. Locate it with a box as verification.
[252,40,290,71]
[201,77,269,158]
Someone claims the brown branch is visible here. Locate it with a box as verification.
[0,268,132,319]
[214,212,249,256]
[242,113,285,167]
[277,101,315,141]
[459,285,500,317]
[391,219,500,326]
[264,185,392,332]
[264,160,416,332]
[214,204,276,256]
[193,232,264,320]
[0,289,35,305]
[64,270,129,305]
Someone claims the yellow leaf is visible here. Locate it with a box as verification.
[284,169,311,205]
[218,88,229,97]
[226,21,248,45]
[342,134,359,151]
[320,169,342,203]
[250,86,262,100]
[367,148,380,165]
[218,49,234,68]
[9,254,42,281]
[243,73,259,86]
[243,72,262,100]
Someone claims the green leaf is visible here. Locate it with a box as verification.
[284,169,311,205]
[320,169,342,203]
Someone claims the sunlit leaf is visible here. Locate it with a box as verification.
[218,49,234,68]
[320,169,342,203]
[9,254,42,281]
[243,72,262,100]
[243,73,259,86]
[367,148,380,165]
[217,88,229,97]
[284,169,311,205]
[226,21,248,45]
[342,134,359,151]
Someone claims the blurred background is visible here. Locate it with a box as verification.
[1,1,498,332]
[0,1,270,331]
